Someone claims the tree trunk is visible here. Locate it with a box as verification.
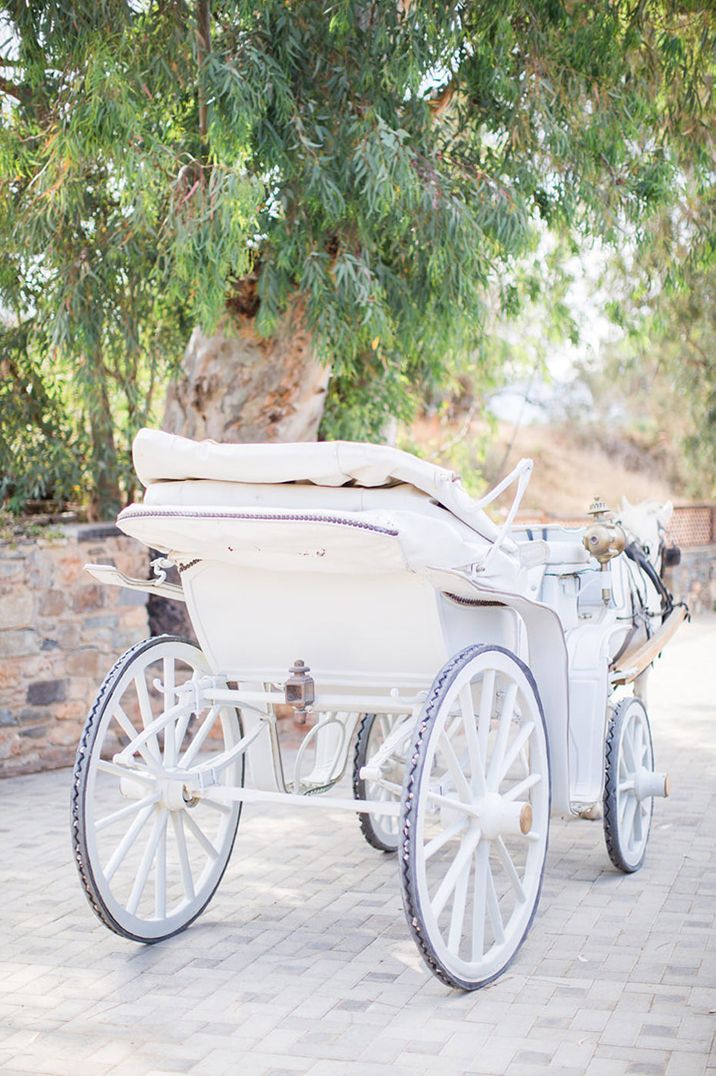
[154,304,329,641]
[162,307,330,443]
[87,362,121,521]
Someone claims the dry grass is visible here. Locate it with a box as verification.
[409,416,679,519]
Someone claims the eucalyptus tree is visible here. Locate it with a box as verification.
[0,1,713,516]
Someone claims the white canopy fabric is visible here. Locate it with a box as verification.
[132,428,509,546]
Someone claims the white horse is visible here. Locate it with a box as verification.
[618,497,674,620]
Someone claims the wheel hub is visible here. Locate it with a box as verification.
[117,767,199,812]
[475,793,532,840]
[152,777,202,811]
[633,769,670,801]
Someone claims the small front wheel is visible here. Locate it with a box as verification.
[603,697,668,873]
[400,645,550,990]
[71,636,243,943]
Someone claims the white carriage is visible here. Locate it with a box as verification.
[72,429,686,989]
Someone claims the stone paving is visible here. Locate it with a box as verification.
[0,618,715,1076]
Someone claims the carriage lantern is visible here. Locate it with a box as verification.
[285,659,315,723]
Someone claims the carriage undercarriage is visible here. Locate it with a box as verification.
[71,430,682,990]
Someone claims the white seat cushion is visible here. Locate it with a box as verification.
[133,429,505,545]
[117,502,498,577]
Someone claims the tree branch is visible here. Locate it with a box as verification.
[0,75,30,105]
[197,0,211,144]
[428,80,455,118]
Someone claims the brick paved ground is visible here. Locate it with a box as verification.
[1,618,714,1076]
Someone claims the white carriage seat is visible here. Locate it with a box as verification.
[117,429,524,588]
[132,428,509,547]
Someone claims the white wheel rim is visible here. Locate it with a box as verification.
[412,652,549,983]
[615,703,653,867]
[83,641,242,938]
[363,714,409,843]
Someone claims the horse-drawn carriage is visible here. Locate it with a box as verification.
[72,430,685,989]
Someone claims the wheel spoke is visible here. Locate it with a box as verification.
[183,812,219,861]
[134,674,161,756]
[622,728,638,772]
[171,811,196,902]
[95,793,160,833]
[423,820,466,861]
[438,731,472,804]
[375,778,402,796]
[126,809,165,916]
[96,759,157,786]
[459,686,487,796]
[426,789,480,818]
[179,706,219,770]
[485,858,505,945]
[503,772,541,802]
[619,788,631,825]
[495,836,526,902]
[447,854,471,953]
[112,704,161,767]
[162,658,177,767]
[154,813,168,919]
[471,840,488,961]
[103,803,156,882]
[498,721,535,785]
[622,795,638,845]
[430,827,481,920]
[477,670,495,763]
[173,711,194,757]
[487,683,518,789]
[633,802,644,845]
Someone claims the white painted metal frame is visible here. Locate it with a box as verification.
[109,672,422,820]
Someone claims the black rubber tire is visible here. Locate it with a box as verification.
[71,635,243,943]
[603,696,654,873]
[353,713,401,853]
[399,644,551,991]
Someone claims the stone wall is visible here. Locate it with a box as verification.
[664,544,716,616]
[0,524,149,777]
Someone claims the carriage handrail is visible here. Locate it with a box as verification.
[476,457,534,569]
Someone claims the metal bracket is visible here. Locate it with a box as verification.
[84,562,185,602]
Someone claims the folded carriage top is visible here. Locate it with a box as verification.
[132,428,508,547]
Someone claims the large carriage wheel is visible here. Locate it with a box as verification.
[353,713,410,853]
[400,645,550,990]
[72,636,243,942]
[603,697,668,873]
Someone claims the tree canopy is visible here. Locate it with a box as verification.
[1,1,714,515]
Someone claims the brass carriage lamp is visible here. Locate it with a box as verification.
[583,497,626,604]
